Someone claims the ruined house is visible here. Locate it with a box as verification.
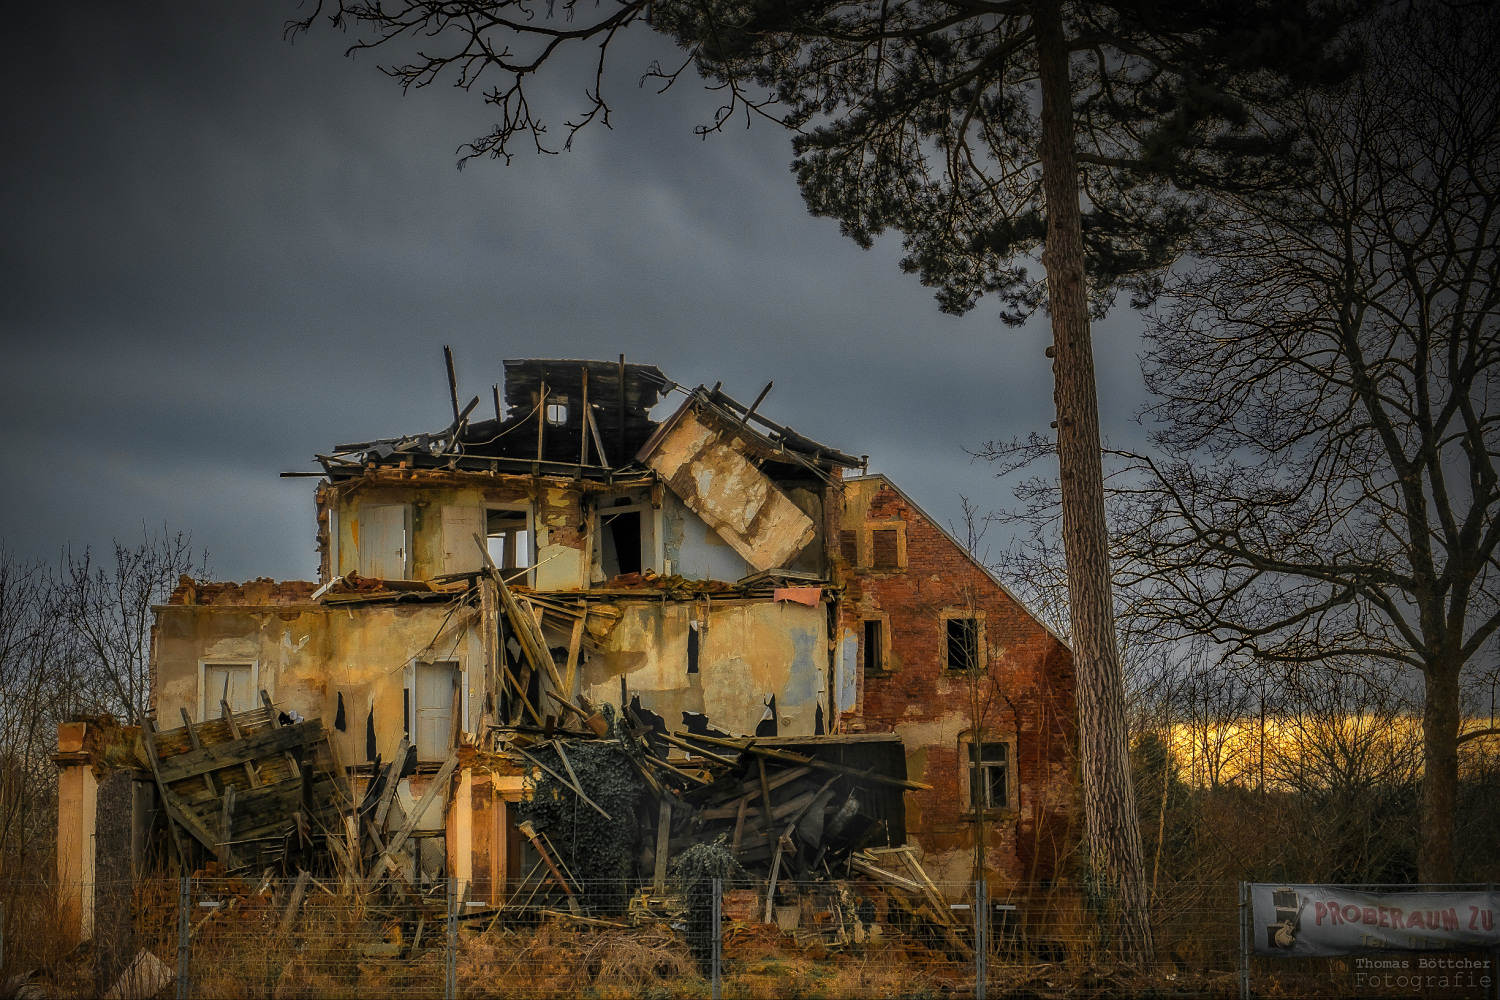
[55,358,1076,940]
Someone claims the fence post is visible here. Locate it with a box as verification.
[711,877,722,1000]
[1239,882,1249,1000]
[975,879,987,1000]
[446,876,458,1000]
[176,875,191,1000]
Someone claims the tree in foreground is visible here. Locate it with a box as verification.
[1116,4,1499,884]
[293,0,1359,957]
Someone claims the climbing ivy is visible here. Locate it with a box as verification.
[670,839,744,968]
[518,716,644,914]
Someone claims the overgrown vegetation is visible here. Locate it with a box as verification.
[518,720,645,914]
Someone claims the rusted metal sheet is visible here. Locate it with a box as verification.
[639,404,815,572]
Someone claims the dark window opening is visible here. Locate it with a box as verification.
[946,617,980,671]
[969,741,1009,809]
[687,621,700,674]
[871,528,899,568]
[839,530,858,565]
[863,620,883,675]
[601,509,643,577]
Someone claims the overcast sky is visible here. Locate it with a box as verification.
[0,3,1153,583]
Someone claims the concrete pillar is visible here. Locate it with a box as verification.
[54,721,96,945]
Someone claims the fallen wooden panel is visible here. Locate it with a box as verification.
[638,401,815,572]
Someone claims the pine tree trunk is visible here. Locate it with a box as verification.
[1033,0,1153,963]
[1420,662,1460,883]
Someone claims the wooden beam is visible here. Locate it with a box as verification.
[563,617,584,700]
[154,722,324,785]
[220,700,260,786]
[364,751,459,890]
[278,871,312,936]
[139,718,220,855]
[652,799,672,894]
[675,732,932,791]
[179,708,219,798]
[260,690,302,779]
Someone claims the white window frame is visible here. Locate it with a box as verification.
[405,658,469,761]
[197,659,260,723]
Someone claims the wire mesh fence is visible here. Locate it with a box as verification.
[4,876,1498,998]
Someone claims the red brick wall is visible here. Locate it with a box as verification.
[837,476,1077,885]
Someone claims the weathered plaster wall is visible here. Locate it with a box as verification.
[662,491,752,583]
[152,602,484,768]
[837,476,1077,891]
[578,598,828,737]
[323,475,590,589]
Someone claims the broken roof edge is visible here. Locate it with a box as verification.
[844,473,1073,651]
[637,386,863,471]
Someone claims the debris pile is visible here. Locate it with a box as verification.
[138,691,343,873]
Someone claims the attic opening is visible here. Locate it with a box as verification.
[545,397,569,426]
[486,508,530,572]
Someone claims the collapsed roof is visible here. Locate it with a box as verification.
[312,358,864,481]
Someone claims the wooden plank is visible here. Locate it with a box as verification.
[139,718,220,854]
[373,738,410,831]
[472,536,551,726]
[139,718,187,865]
[563,617,584,699]
[155,721,325,785]
[699,767,815,819]
[658,731,740,768]
[756,757,776,854]
[221,700,261,786]
[261,690,303,778]
[218,784,236,868]
[676,732,932,791]
[179,708,219,798]
[730,794,748,858]
[477,534,567,695]
[364,751,459,890]
[278,871,311,936]
[652,799,672,893]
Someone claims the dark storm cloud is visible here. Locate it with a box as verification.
[0,3,1151,581]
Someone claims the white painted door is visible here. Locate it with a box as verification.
[415,661,458,761]
[359,504,407,579]
[442,505,487,574]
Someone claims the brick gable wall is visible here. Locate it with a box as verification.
[837,476,1077,887]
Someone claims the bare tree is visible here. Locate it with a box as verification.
[0,547,71,878]
[61,529,207,724]
[1116,5,1500,883]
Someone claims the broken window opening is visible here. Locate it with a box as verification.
[862,620,884,676]
[598,497,645,578]
[945,617,981,672]
[414,660,460,761]
[687,620,700,674]
[871,528,900,569]
[486,509,530,572]
[966,739,1010,810]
